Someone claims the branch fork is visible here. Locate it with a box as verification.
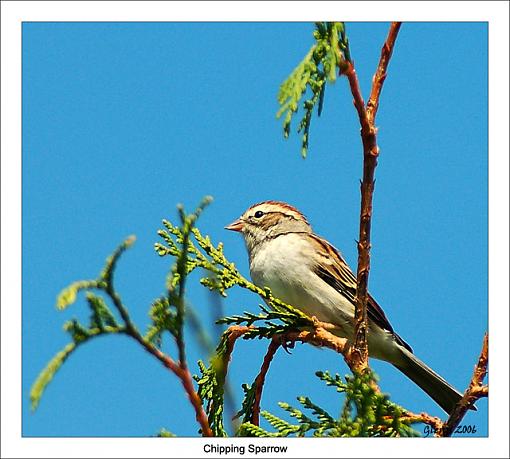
[341,21,402,368]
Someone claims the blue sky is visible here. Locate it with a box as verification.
[22,22,487,437]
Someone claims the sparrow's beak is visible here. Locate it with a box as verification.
[225,218,244,232]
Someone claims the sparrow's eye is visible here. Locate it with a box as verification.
[254,210,264,218]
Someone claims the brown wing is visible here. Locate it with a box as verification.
[310,234,412,352]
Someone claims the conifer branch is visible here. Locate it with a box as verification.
[218,318,381,430]
[100,232,214,437]
[126,330,213,437]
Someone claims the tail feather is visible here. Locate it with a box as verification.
[394,348,464,415]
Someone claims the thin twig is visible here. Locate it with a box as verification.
[366,22,402,124]
[343,62,371,138]
[437,333,489,437]
[251,339,281,426]
[341,22,402,370]
[215,325,254,402]
[174,211,191,368]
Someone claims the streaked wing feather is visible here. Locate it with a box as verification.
[310,234,412,352]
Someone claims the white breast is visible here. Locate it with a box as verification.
[248,233,400,363]
[249,233,354,329]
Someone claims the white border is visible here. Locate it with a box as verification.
[2,1,508,458]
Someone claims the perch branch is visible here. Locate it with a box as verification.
[437,333,488,437]
[222,318,381,425]
[341,22,402,370]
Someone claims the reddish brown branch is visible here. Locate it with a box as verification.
[341,22,402,370]
[366,22,402,124]
[437,333,489,437]
[218,325,254,382]
[251,339,281,426]
[280,323,351,360]
[221,320,380,426]
[343,63,371,138]
[399,411,444,433]
[129,332,213,437]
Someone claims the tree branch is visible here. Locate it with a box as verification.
[437,333,488,437]
[221,325,487,438]
[341,22,402,370]
[221,318,381,426]
[219,325,254,380]
[366,22,402,124]
[398,410,444,433]
[127,330,213,437]
[251,339,281,426]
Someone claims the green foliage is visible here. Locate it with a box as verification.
[147,197,213,363]
[277,22,351,157]
[145,297,175,347]
[56,280,100,310]
[156,428,176,437]
[193,333,232,437]
[30,323,125,410]
[87,293,119,330]
[34,197,424,437]
[217,303,312,340]
[30,342,76,410]
[237,422,280,437]
[155,221,312,325]
[238,370,420,437]
[100,235,136,285]
[30,236,135,410]
[234,383,256,424]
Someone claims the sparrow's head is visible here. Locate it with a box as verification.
[225,201,312,253]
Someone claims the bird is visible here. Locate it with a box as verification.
[225,200,464,414]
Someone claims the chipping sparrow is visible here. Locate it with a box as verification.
[226,200,463,414]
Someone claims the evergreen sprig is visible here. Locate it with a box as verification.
[155,220,312,324]
[156,215,317,348]
[30,237,135,410]
[238,370,420,437]
[193,331,233,437]
[33,197,425,437]
[277,22,350,157]
[216,303,312,341]
[156,428,176,437]
[233,383,257,424]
